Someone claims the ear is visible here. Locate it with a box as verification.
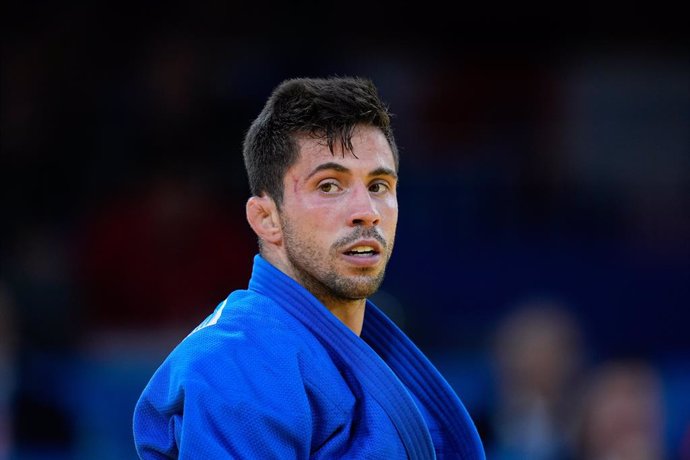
[246,195,282,245]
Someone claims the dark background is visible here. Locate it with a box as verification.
[2,2,689,459]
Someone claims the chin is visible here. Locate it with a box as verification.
[339,276,384,300]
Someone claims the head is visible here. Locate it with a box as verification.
[493,300,585,401]
[243,77,399,206]
[575,360,665,460]
[243,76,399,305]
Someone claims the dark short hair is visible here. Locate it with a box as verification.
[242,76,398,206]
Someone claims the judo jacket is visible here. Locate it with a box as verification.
[133,254,485,459]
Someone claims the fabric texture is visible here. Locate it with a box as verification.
[133,255,485,459]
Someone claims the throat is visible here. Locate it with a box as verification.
[323,298,366,336]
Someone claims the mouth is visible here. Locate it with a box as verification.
[341,240,383,260]
[343,245,379,257]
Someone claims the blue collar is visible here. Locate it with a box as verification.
[248,254,484,459]
[248,255,435,458]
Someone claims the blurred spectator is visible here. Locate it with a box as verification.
[681,423,690,460]
[484,298,587,460]
[573,359,666,460]
[67,163,256,459]
[0,282,18,458]
[75,163,254,334]
[4,222,78,459]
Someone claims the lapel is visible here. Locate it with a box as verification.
[249,255,436,459]
[362,303,486,459]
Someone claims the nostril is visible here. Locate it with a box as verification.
[351,218,379,227]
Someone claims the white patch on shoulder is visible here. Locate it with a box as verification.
[187,298,227,337]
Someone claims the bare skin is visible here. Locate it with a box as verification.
[246,124,398,335]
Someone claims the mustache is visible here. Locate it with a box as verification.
[333,227,387,250]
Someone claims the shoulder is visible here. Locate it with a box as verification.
[154,289,327,390]
[134,289,358,456]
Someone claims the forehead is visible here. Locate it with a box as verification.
[292,125,396,173]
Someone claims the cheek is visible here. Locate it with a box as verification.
[382,198,398,225]
[292,199,342,229]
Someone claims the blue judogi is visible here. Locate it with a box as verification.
[133,255,485,459]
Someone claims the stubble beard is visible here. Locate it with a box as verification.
[282,219,393,303]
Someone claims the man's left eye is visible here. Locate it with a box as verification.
[369,183,388,193]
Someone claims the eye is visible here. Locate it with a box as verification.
[318,181,342,194]
[369,182,390,194]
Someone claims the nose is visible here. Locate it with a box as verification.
[348,184,380,227]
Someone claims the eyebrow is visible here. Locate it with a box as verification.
[305,162,398,181]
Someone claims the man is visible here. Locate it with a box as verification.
[133,76,485,459]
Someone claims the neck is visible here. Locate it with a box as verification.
[317,296,366,336]
[260,248,367,336]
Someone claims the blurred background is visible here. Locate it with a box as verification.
[2,1,689,459]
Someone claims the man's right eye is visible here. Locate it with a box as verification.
[319,182,341,193]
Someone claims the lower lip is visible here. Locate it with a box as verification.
[341,253,382,267]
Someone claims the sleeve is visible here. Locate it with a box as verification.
[133,332,314,459]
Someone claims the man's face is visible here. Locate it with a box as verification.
[278,124,398,304]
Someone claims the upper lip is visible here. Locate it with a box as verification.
[342,239,383,254]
